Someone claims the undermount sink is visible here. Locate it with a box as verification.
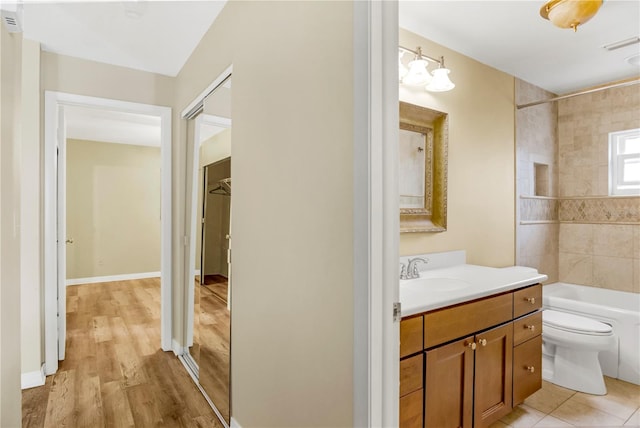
[401,277,471,292]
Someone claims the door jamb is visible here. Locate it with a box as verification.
[353,2,399,425]
[44,91,173,375]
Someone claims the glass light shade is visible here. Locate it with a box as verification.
[399,52,408,82]
[426,68,455,92]
[540,0,602,31]
[402,59,431,87]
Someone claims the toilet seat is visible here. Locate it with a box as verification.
[543,309,613,336]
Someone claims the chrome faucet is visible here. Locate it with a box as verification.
[407,257,428,279]
[400,263,409,280]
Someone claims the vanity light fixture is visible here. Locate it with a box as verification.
[399,46,455,92]
[540,0,603,32]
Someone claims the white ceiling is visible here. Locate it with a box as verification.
[399,0,640,94]
[22,0,226,77]
[65,106,161,147]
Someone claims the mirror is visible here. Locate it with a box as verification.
[184,74,232,425]
[399,101,449,233]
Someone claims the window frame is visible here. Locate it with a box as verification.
[609,128,640,196]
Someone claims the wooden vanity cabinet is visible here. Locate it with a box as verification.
[400,284,542,428]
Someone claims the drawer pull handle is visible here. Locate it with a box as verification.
[525,324,536,331]
[478,338,487,347]
[466,341,477,351]
[526,366,535,373]
[526,297,536,304]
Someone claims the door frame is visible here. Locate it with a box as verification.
[353,1,400,425]
[44,91,173,375]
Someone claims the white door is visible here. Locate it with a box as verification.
[56,105,67,360]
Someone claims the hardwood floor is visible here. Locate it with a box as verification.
[22,278,221,428]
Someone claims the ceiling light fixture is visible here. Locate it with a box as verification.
[399,46,455,92]
[540,0,603,32]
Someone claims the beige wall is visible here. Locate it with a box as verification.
[0,25,23,427]
[41,52,174,107]
[399,28,516,267]
[515,79,559,282]
[557,84,640,292]
[66,139,161,279]
[20,38,43,379]
[176,1,354,425]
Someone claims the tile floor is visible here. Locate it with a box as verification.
[490,377,640,427]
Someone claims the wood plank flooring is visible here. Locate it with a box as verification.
[22,278,221,428]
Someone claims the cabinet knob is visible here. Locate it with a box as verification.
[526,366,535,373]
[478,338,487,347]
[466,341,477,351]
[525,324,536,331]
[526,297,536,304]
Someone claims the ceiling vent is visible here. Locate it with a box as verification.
[603,36,640,51]
[1,8,22,33]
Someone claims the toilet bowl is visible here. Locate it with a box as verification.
[542,309,616,395]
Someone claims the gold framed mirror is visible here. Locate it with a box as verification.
[399,101,449,233]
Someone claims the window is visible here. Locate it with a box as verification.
[609,129,640,196]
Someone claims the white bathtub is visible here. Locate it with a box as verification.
[543,283,640,385]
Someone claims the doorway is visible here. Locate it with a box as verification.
[43,92,172,375]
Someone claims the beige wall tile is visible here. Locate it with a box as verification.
[593,256,634,292]
[633,226,640,259]
[558,84,640,198]
[559,223,593,254]
[593,224,634,258]
[559,252,593,285]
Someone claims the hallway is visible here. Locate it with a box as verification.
[22,278,220,428]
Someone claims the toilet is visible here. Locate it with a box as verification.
[542,309,616,395]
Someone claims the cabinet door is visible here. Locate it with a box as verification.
[474,323,513,428]
[513,335,542,406]
[425,336,475,428]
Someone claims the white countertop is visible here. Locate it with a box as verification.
[400,264,548,317]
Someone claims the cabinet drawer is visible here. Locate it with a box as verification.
[400,388,423,428]
[513,284,542,318]
[401,316,424,358]
[513,335,542,406]
[424,293,513,349]
[513,311,542,346]
[400,354,423,397]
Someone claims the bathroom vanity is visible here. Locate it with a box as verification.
[399,255,546,428]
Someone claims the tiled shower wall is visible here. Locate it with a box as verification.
[516,80,640,292]
[557,84,640,293]
[516,79,559,283]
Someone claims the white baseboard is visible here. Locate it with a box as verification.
[195,269,201,276]
[21,364,45,389]
[230,417,242,428]
[66,271,161,286]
